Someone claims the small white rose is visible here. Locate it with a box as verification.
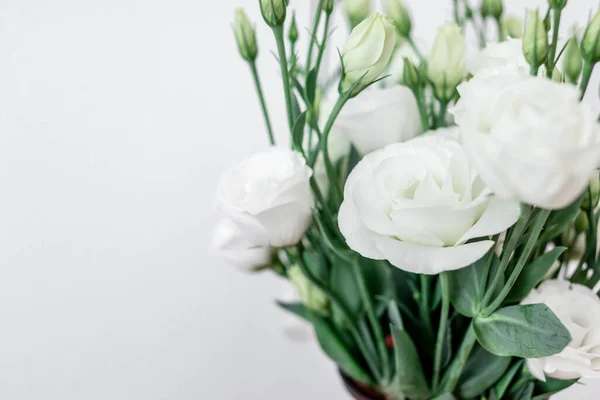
[452,75,600,210]
[338,136,521,275]
[214,147,314,247]
[211,218,272,270]
[329,86,422,155]
[523,280,600,381]
[341,13,396,94]
[467,39,529,78]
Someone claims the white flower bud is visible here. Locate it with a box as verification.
[502,16,523,39]
[233,8,258,62]
[563,37,583,84]
[343,0,372,29]
[582,9,600,63]
[523,9,549,69]
[427,23,467,101]
[212,218,273,271]
[288,265,329,314]
[385,0,412,37]
[341,13,396,95]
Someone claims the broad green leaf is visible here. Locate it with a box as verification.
[448,253,498,317]
[291,91,302,122]
[363,259,392,299]
[432,394,456,400]
[474,304,572,358]
[532,377,579,399]
[542,194,584,241]
[506,247,567,303]
[277,301,314,324]
[457,344,511,398]
[507,381,534,400]
[302,250,329,284]
[291,111,307,153]
[493,360,524,398]
[390,325,430,399]
[305,67,318,106]
[330,261,361,317]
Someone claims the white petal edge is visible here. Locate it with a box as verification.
[457,196,521,244]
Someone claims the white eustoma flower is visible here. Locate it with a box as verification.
[423,126,461,141]
[452,75,600,210]
[330,86,422,155]
[338,136,520,275]
[341,13,396,93]
[215,147,314,247]
[523,280,600,381]
[467,39,529,77]
[211,218,272,270]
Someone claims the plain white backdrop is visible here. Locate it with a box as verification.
[0,0,599,399]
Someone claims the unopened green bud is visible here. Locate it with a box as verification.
[523,9,549,69]
[259,0,287,27]
[343,0,372,29]
[427,23,467,101]
[480,0,503,20]
[403,57,423,90]
[502,16,523,39]
[385,0,412,37]
[321,0,334,14]
[549,0,567,10]
[233,8,258,62]
[563,37,583,84]
[582,9,600,63]
[288,265,329,314]
[465,5,474,20]
[575,211,589,233]
[288,14,298,44]
[582,171,600,211]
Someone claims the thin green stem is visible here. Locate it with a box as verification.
[419,275,433,335]
[249,62,275,145]
[314,14,331,77]
[273,26,295,133]
[495,17,504,42]
[440,323,477,392]
[453,0,461,27]
[437,101,448,128]
[482,209,552,315]
[407,36,425,63]
[352,258,390,384]
[415,88,429,131]
[433,272,450,391]
[319,95,348,202]
[482,206,533,307]
[306,1,323,72]
[546,8,562,79]
[580,60,595,100]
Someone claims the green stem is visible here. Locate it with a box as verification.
[437,101,448,128]
[273,26,295,133]
[580,60,595,100]
[482,209,552,315]
[415,87,429,131]
[496,17,504,42]
[419,275,433,335]
[306,1,323,72]
[352,258,390,384]
[440,323,477,392]
[546,8,562,79]
[433,272,450,391]
[319,95,348,203]
[482,206,533,307]
[314,14,331,76]
[453,0,461,27]
[249,62,275,145]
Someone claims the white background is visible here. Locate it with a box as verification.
[0,0,598,399]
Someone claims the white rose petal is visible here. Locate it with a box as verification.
[467,39,529,78]
[523,280,600,381]
[215,147,314,247]
[338,136,521,275]
[211,218,272,270]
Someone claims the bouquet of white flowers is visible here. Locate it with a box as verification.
[213,0,600,398]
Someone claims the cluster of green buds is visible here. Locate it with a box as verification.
[523,9,549,71]
[385,0,412,38]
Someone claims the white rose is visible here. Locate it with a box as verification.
[330,86,422,155]
[215,147,314,247]
[211,218,272,270]
[341,13,396,93]
[452,75,600,210]
[467,39,529,77]
[338,136,521,275]
[522,280,600,381]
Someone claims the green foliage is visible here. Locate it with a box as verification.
[457,344,511,398]
[448,253,499,317]
[390,325,430,400]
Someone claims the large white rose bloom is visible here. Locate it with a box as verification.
[338,136,521,275]
[452,75,600,210]
[215,147,314,247]
[330,86,422,155]
[211,218,272,270]
[522,280,600,381]
[467,39,529,77]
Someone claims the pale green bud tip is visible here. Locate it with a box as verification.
[288,14,298,43]
[385,0,412,37]
[288,266,329,314]
[480,0,503,19]
[523,9,549,68]
[343,0,372,29]
[563,37,583,83]
[582,172,600,211]
[582,9,600,63]
[402,57,422,90]
[259,0,287,27]
[502,16,523,39]
[321,0,334,14]
[234,8,258,62]
[427,23,467,101]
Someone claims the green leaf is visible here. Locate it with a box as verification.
[506,247,567,303]
[277,301,314,324]
[387,300,404,330]
[432,394,456,400]
[532,377,579,399]
[363,259,392,299]
[291,91,302,122]
[542,194,584,241]
[330,260,361,317]
[291,111,307,153]
[305,67,318,106]
[507,381,534,400]
[390,325,430,399]
[345,145,360,180]
[302,249,329,284]
[457,344,511,398]
[448,253,498,317]
[474,304,572,358]
[493,360,524,399]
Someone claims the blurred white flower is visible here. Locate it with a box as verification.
[423,126,461,141]
[523,280,600,381]
[467,39,529,77]
[211,218,272,270]
[338,136,520,275]
[215,147,314,247]
[452,75,600,210]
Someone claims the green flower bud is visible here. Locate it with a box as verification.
[385,0,412,38]
[561,226,585,261]
[523,9,549,69]
[288,13,298,44]
[582,9,600,63]
[343,0,372,29]
[233,8,258,62]
[260,0,287,27]
[427,23,467,101]
[582,171,600,211]
[322,0,334,14]
[549,0,567,10]
[403,57,423,90]
[502,16,523,39]
[575,210,589,233]
[480,0,503,20]
[563,37,583,84]
[288,265,329,314]
[465,4,474,20]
